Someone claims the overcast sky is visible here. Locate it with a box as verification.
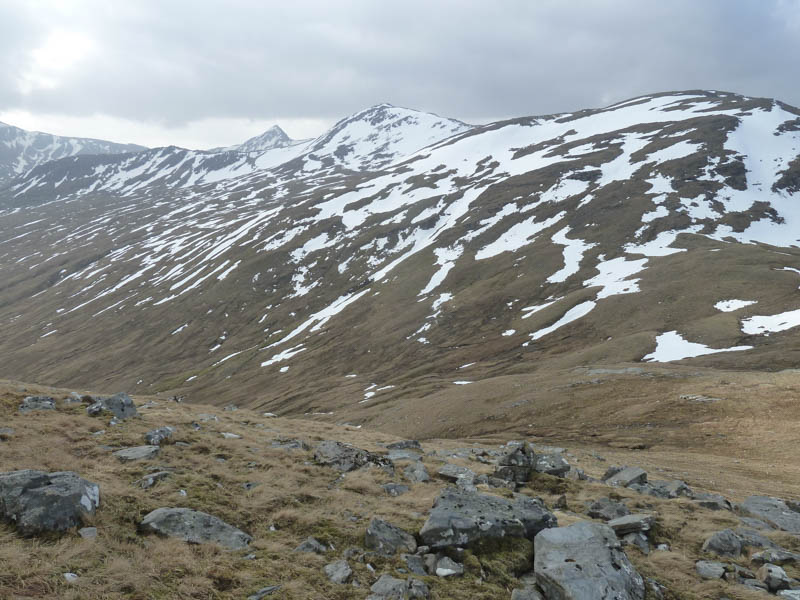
[0,0,798,149]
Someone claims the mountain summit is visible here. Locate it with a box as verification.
[0,91,798,435]
[227,125,296,153]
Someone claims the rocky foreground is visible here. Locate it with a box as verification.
[2,384,800,599]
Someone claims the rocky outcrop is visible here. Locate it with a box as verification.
[87,392,138,420]
[18,396,55,412]
[138,507,252,549]
[313,440,393,473]
[0,470,100,535]
[419,488,556,549]
[534,521,645,600]
[145,426,175,446]
[741,496,800,533]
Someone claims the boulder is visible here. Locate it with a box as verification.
[365,517,417,555]
[0,427,14,441]
[367,574,428,599]
[435,556,463,577]
[701,529,742,557]
[324,559,352,584]
[495,442,536,482]
[0,470,100,536]
[402,553,427,575]
[383,483,410,497]
[757,563,790,592]
[586,497,630,521]
[437,463,475,483]
[388,449,422,461]
[138,507,251,549]
[86,392,138,419]
[19,396,55,412]
[314,440,393,473]
[144,426,175,446]
[605,466,647,488]
[778,591,800,599]
[403,462,430,483]
[695,560,725,580]
[644,480,691,499]
[511,589,545,600]
[752,548,800,566]
[691,491,731,511]
[534,521,645,600]
[607,514,654,536]
[387,440,422,451]
[294,536,327,553]
[419,488,556,549]
[113,445,160,462]
[534,453,570,477]
[135,471,171,489]
[741,496,800,533]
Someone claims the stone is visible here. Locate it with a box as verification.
[0,470,100,536]
[622,532,650,554]
[113,445,160,462]
[367,575,429,599]
[735,527,779,549]
[741,496,800,533]
[139,507,251,550]
[437,463,475,483]
[695,560,725,579]
[402,554,427,575]
[757,563,790,592]
[778,591,800,599]
[534,453,570,477]
[740,517,774,530]
[144,426,175,446]
[270,438,310,451]
[383,483,410,497]
[314,440,393,473]
[294,536,327,553]
[607,514,654,537]
[221,432,241,439]
[565,467,588,481]
[419,488,556,549]
[365,517,417,555]
[324,559,353,584]
[751,548,800,566]
[701,529,742,557]
[534,521,645,600]
[647,480,691,499]
[64,572,79,583]
[494,442,537,483]
[135,471,171,489]
[511,589,545,600]
[86,392,138,420]
[586,497,630,521]
[388,449,423,461]
[691,492,731,511]
[387,440,422,451]
[403,462,430,483]
[0,427,14,440]
[435,556,463,577]
[78,526,98,539]
[19,396,55,412]
[247,585,281,599]
[605,466,647,487]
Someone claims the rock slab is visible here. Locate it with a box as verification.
[139,507,251,549]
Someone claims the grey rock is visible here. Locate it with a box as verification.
[247,585,281,599]
[388,449,423,461]
[702,529,742,557]
[645,578,666,600]
[368,574,408,598]
[565,467,588,481]
[586,497,630,521]
[740,517,774,530]
[0,427,14,440]
[270,438,310,451]
[735,527,779,549]
[647,480,691,498]
[113,445,160,462]
[419,488,557,549]
[741,578,769,591]
[695,560,725,579]
[135,471,171,489]
[403,462,430,483]
[63,572,79,583]
[691,491,731,511]
[383,483,410,497]
[139,507,251,549]
[19,396,55,412]
[324,559,353,584]
[622,532,650,554]
[86,392,138,419]
[742,496,800,533]
[387,440,422,451]
[0,470,100,536]
[314,440,393,473]
[437,463,475,483]
[402,553,427,575]
[605,466,647,488]
[534,453,570,477]
[511,589,545,600]
[144,426,175,446]
[752,548,800,566]
[435,556,463,577]
[365,517,417,555]
[602,465,624,480]
[757,563,790,592]
[608,514,654,536]
[495,442,536,482]
[78,526,97,538]
[534,521,645,600]
[778,591,800,599]
[294,536,327,553]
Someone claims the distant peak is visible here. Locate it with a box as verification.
[234,125,293,153]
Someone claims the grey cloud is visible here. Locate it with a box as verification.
[1,0,799,127]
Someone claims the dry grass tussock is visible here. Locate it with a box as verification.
[0,378,799,598]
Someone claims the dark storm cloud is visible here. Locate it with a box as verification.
[1,0,799,127]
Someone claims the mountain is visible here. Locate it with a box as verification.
[0,91,799,436]
[0,121,146,185]
[223,124,297,153]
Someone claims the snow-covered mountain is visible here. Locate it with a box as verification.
[0,91,799,425]
[0,121,146,185]
[224,125,298,153]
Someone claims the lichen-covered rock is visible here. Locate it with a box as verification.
[741,496,800,533]
[138,507,251,549]
[534,521,645,600]
[144,426,175,446]
[18,396,55,413]
[419,488,556,549]
[0,470,100,536]
[86,392,138,420]
[313,440,393,473]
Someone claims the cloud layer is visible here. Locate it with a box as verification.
[1,0,798,148]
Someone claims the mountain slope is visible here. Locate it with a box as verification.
[0,121,146,185]
[0,91,798,432]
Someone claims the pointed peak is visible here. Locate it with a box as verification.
[234,125,293,153]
